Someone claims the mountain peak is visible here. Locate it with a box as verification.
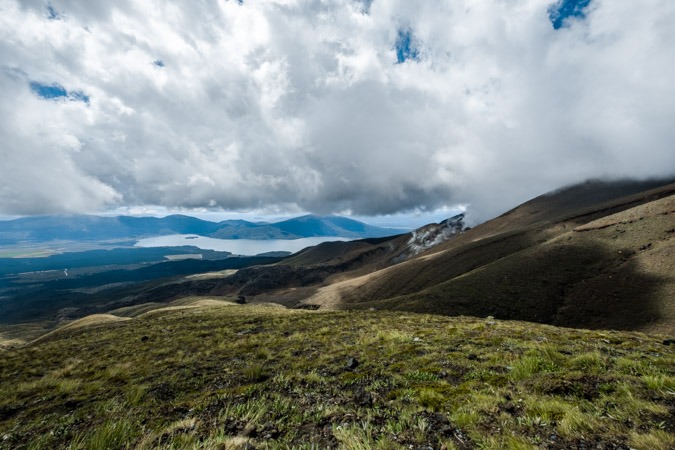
[273,215,399,239]
[406,213,466,256]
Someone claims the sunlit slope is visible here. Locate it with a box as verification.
[1,304,672,449]
[306,180,675,333]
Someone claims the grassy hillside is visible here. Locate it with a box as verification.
[303,182,675,334]
[1,302,673,449]
[76,179,672,335]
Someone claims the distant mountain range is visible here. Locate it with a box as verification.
[0,214,402,245]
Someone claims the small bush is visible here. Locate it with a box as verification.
[569,352,604,372]
[71,417,139,450]
[418,388,445,411]
[243,364,269,383]
[629,430,675,450]
[643,374,675,393]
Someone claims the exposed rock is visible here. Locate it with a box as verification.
[345,357,359,370]
[406,213,465,256]
[353,387,373,407]
[260,423,279,439]
[296,304,320,310]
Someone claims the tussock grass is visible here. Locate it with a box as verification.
[0,305,672,449]
[629,430,675,450]
[642,374,675,393]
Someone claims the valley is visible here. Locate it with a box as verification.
[0,215,400,341]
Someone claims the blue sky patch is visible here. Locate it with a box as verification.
[30,82,67,99]
[395,29,419,64]
[548,0,591,29]
[153,59,165,67]
[30,81,90,104]
[357,0,373,14]
[46,4,60,20]
[69,91,90,104]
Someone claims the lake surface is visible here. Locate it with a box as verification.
[135,234,350,256]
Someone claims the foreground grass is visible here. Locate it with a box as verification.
[0,304,673,449]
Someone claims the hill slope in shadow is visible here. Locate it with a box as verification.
[298,179,675,333]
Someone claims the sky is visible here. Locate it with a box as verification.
[1,0,674,225]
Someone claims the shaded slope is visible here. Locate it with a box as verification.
[364,210,673,332]
[283,234,409,268]
[479,178,674,234]
[304,179,675,333]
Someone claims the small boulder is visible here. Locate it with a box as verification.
[354,387,373,407]
[260,423,279,439]
[346,357,360,370]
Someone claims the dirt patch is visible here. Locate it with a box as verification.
[533,374,614,401]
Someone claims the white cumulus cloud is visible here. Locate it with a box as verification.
[0,0,673,220]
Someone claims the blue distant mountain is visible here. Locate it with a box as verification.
[0,214,401,244]
[274,215,392,238]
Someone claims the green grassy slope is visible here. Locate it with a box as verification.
[1,303,673,449]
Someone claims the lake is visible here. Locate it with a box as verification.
[135,234,351,256]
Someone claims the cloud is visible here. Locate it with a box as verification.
[0,0,674,220]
